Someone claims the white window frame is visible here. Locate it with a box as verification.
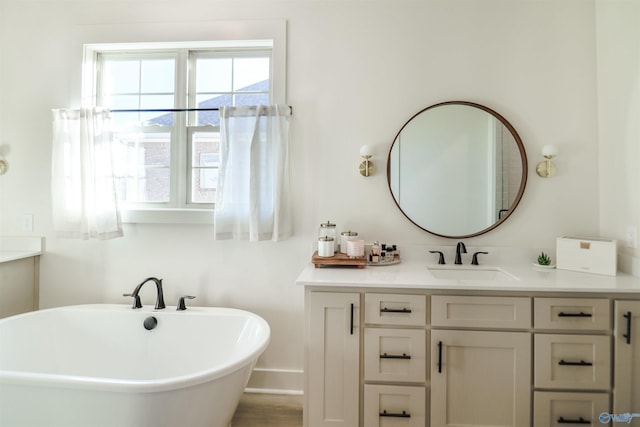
[74,20,287,224]
[95,47,271,209]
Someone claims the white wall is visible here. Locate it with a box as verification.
[596,0,640,273]
[0,0,605,391]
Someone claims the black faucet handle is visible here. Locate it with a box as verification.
[123,293,143,309]
[429,250,446,265]
[471,251,489,265]
[177,295,196,311]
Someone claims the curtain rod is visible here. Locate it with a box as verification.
[110,106,293,114]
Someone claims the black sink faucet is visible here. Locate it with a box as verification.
[455,242,467,265]
[123,277,166,310]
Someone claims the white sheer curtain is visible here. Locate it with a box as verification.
[51,108,123,240]
[214,105,292,241]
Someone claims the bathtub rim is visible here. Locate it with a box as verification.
[0,304,270,393]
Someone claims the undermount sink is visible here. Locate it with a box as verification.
[428,265,518,281]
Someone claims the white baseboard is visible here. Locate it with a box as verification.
[246,368,303,395]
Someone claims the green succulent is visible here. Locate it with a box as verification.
[537,252,551,266]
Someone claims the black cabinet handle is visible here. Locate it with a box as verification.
[380,410,410,418]
[380,307,412,314]
[558,311,593,317]
[437,341,443,373]
[380,353,411,360]
[558,311,593,318]
[559,359,592,366]
[623,311,632,345]
[557,416,590,424]
[350,303,354,335]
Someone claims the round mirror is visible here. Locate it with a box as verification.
[387,101,528,238]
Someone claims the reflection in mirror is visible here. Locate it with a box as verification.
[387,101,527,238]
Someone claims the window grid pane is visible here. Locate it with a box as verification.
[112,130,172,203]
[141,59,175,93]
[233,57,270,91]
[190,130,220,204]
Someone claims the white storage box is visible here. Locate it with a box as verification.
[556,237,617,276]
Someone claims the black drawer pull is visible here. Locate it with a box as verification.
[380,307,412,314]
[380,410,411,418]
[380,353,411,360]
[559,359,592,366]
[558,311,592,318]
[557,416,590,424]
[350,303,354,335]
[437,341,443,373]
[623,311,632,345]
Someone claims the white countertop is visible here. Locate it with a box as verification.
[0,236,44,263]
[296,245,640,294]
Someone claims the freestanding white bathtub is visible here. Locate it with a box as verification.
[0,304,270,427]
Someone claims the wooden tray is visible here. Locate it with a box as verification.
[312,251,366,269]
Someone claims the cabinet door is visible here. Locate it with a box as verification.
[306,292,360,427]
[431,330,531,427]
[614,301,640,425]
[0,257,37,318]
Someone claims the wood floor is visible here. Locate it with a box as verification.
[230,393,303,427]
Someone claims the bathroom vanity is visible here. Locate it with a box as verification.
[0,237,43,318]
[297,248,640,427]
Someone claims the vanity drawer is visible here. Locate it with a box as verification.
[364,384,426,427]
[534,334,611,390]
[535,298,610,331]
[365,293,427,326]
[364,328,426,382]
[534,391,610,427]
[431,295,531,329]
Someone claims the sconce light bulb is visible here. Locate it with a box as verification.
[541,144,558,158]
[360,145,372,158]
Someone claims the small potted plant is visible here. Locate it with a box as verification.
[537,252,551,266]
[535,251,554,268]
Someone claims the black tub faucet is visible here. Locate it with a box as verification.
[123,277,166,310]
[455,242,467,265]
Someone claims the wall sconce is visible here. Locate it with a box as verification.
[536,144,558,178]
[359,145,375,177]
[0,145,8,175]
